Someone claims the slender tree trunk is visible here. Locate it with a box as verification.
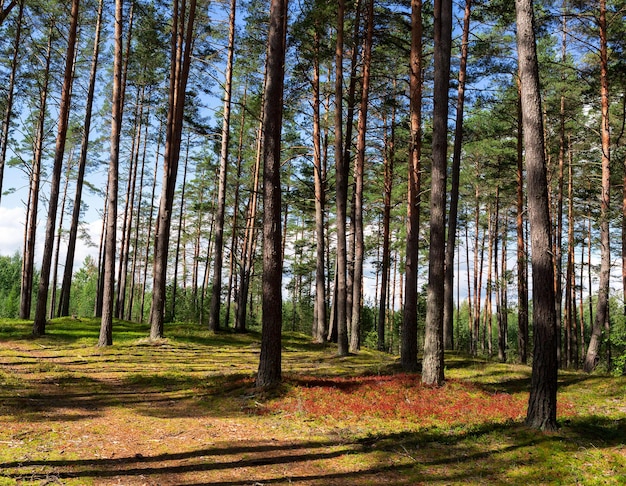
[235,119,262,332]
[334,0,350,357]
[33,0,80,337]
[516,0,558,431]
[379,104,395,351]
[150,0,197,340]
[225,86,247,329]
[312,28,327,344]
[209,0,237,332]
[0,0,23,207]
[422,0,452,386]
[98,0,124,346]
[584,0,610,373]
[20,25,51,320]
[443,0,471,350]
[516,80,529,364]
[350,0,374,353]
[402,0,422,371]
[256,0,287,388]
[50,157,74,319]
[58,0,103,317]
[171,147,189,322]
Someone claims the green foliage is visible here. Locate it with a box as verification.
[0,253,22,318]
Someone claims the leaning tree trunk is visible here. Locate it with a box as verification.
[401,0,422,372]
[33,0,80,336]
[0,0,23,207]
[516,0,558,431]
[584,0,610,373]
[422,0,452,386]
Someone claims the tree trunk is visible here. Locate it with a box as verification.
[584,0,610,373]
[256,0,287,389]
[422,0,452,386]
[312,27,327,344]
[334,0,350,357]
[209,0,237,332]
[58,0,103,317]
[401,0,422,371]
[443,0,471,351]
[150,0,197,340]
[516,80,529,364]
[350,0,374,353]
[33,0,80,336]
[0,0,23,207]
[98,0,124,346]
[378,103,396,351]
[21,24,51,321]
[516,0,558,431]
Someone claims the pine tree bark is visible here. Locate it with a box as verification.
[350,0,374,353]
[378,104,396,351]
[150,0,197,340]
[584,0,610,373]
[443,0,471,351]
[20,24,51,321]
[334,0,349,357]
[209,0,237,332]
[98,0,124,346]
[422,0,452,386]
[516,80,529,364]
[58,0,103,317]
[256,0,287,388]
[401,0,422,371]
[33,0,80,336]
[516,0,558,431]
[312,27,327,344]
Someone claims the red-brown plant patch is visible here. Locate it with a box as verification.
[265,374,575,429]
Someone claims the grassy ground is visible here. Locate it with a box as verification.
[0,317,624,485]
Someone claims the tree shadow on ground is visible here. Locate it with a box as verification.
[0,421,547,485]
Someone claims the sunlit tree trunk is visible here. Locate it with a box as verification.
[584,0,610,373]
[33,0,80,336]
[422,0,452,386]
[516,0,558,431]
[98,0,124,346]
[311,27,327,343]
[401,0,422,371]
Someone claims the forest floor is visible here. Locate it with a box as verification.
[0,318,624,485]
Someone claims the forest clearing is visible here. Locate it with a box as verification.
[0,318,624,485]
